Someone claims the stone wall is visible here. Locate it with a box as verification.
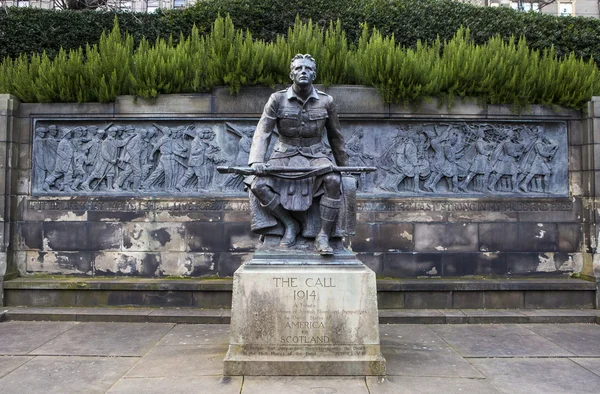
[0,88,593,281]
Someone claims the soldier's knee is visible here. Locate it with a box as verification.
[250,180,269,196]
[324,173,341,190]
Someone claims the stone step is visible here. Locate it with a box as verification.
[3,277,597,309]
[1,307,599,325]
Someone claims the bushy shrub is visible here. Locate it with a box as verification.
[1,0,600,67]
[1,15,598,109]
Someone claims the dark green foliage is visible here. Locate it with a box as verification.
[1,15,598,109]
[2,0,600,67]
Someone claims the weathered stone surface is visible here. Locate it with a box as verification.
[483,291,524,309]
[26,251,93,275]
[43,222,88,251]
[453,291,485,309]
[93,252,161,276]
[441,252,507,276]
[0,356,32,379]
[325,86,388,117]
[404,292,452,309]
[429,325,573,357]
[223,222,259,252]
[156,324,230,346]
[0,356,139,394]
[470,358,600,394]
[31,322,174,356]
[123,222,185,252]
[115,94,211,115]
[108,377,242,394]
[186,222,225,252]
[523,324,600,356]
[213,87,274,114]
[224,263,385,376]
[126,344,227,377]
[367,376,501,394]
[524,290,595,309]
[0,321,76,355]
[382,253,443,278]
[243,377,370,394]
[414,223,478,252]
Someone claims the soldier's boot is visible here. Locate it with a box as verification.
[263,196,300,247]
[175,174,192,191]
[315,196,341,256]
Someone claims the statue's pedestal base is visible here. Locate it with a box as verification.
[223,254,386,376]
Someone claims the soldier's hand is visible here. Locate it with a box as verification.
[251,163,267,175]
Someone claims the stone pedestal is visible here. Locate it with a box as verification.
[223,254,386,376]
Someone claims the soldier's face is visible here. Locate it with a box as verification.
[290,59,316,87]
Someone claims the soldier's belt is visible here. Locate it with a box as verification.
[277,135,322,147]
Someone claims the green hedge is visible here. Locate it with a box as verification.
[1,0,600,66]
[1,16,598,109]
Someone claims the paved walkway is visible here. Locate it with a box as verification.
[1,321,600,393]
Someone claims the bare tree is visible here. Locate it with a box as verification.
[53,0,107,9]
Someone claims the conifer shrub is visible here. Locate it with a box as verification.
[0,15,598,109]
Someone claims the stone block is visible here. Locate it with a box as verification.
[382,252,442,278]
[391,97,485,118]
[452,291,484,309]
[218,252,251,277]
[154,210,222,222]
[441,252,507,276]
[16,221,43,250]
[223,222,259,252]
[447,211,518,222]
[26,250,93,274]
[18,142,31,170]
[160,252,218,277]
[323,86,388,117]
[516,223,558,252]
[569,145,582,171]
[224,210,251,223]
[77,290,193,307]
[404,292,452,309]
[115,94,210,115]
[569,119,583,145]
[483,291,524,308]
[0,168,6,195]
[557,223,583,253]
[88,222,122,250]
[479,223,519,252]
[93,252,161,276]
[87,210,153,223]
[19,102,114,117]
[16,168,30,195]
[507,252,578,275]
[372,210,445,222]
[192,291,232,309]
[376,292,404,309]
[414,223,478,252]
[524,290,595,309]
[5,289,79,307]
[123,222,186,252]
[186,222,225,252]
[570,171,583,196]
[17,116,31,144]
[43,222,88,251]
[213,87,275,115]
[356,253,383,275]
[350,223,373,252]
[370,223,414,252]
[223,263,385,376]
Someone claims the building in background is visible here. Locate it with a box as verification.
[0,0,598,18]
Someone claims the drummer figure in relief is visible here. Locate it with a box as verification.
[246,54,349,255]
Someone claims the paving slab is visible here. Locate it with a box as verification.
[125,345,228,377]
[0,356,33,378]
[379,324,448,348]
[570,358,600,377]
[156,324,230,346]
[0,322,76,355]
[430,324,574,357]
[366,376,502,394]
[0,356,139,394]
[148,308,227,324]
[522,324,600,356]
[107,376,242,394]
[461,309,529,324]
[241,376,369,394]
[470,358,600,394]
[4,307,79,321]
[30,322,174,356]
[382,345,484,378]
